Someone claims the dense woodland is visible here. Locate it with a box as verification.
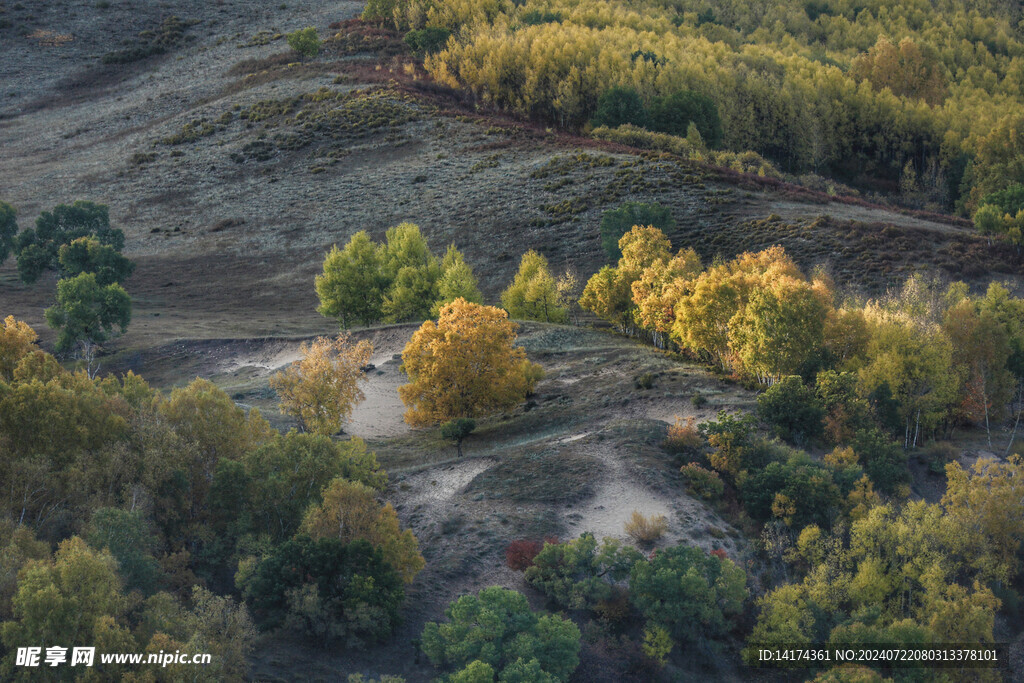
[367,0,1024,234]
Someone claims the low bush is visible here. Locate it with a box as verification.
[663,415,704,458]
[505,539,543,570]
[679,463,724,500]
[624,511,668,545]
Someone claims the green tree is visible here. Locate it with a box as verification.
[405,27,451,55]
[421,586,581,682]
[13,201,124,284]
[300,478,424,583]
[647,90,723,147]
[629,544,747,643]
[287,27,321,60]
[523,533,643,610]
[440,418,476,458]
[184,586,256,682]
[501,250,568,323]
[758,376,825,445]
[85,507,161,595]
[57,236,135,285]
[233,431,385,541]
[432,245,482,316]
[316,232,387,328]
[858,308,957,449]
[44,272,131,371]
[599,202,674,262]
[242,536,403,648]
[1,537,128,667]
[740,452,841,529]
[380,223,442,323]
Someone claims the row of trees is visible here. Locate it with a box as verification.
[582,225,1024,449]
[0,319,425,677]
[365,0,1024,210]
[316,224,579,330]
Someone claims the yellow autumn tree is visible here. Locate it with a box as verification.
[398,298,542,426]
[299,478,425,583]
[269,334,373,436]
[0,316,38,381]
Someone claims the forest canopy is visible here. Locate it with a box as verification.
[370,0,1024,211]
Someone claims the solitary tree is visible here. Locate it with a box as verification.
[269,334,373,435]
[44,272,131,375]
[398,299,543,426]
[440,418,476,458]
[286,27,321,60]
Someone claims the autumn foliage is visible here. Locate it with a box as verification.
[505,539,543,571]
[269,334,373,435]
[398,298,542,426]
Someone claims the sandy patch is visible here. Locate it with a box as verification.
[402,459,495,509]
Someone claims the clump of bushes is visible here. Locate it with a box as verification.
[663,415,704,459]
[505,539,544,570]
[679,463,724,500]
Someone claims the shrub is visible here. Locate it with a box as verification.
[700,410,758,478]
[921,441,958,474]
[287,27,321,60]
[664,416,704,457]
[851,427,909,495]
[524,533,643,610]
[740,452,841,529]
[691,392,708,408]
[634,372,656,389]
[505,539,543,570]
[679,464,724,500]
[641,624,672,667]
[440,417,476,457]
[624,511,668,545]
[598,202,674,262]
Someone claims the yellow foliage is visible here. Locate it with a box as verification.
[269,334,373,436]
[300,478,425,583]
[398,298,542,426]
[0,316,39,382]
[624,510,668,544]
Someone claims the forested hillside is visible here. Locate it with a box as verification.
[373,0,1024,219]
[3,0,1024,680]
